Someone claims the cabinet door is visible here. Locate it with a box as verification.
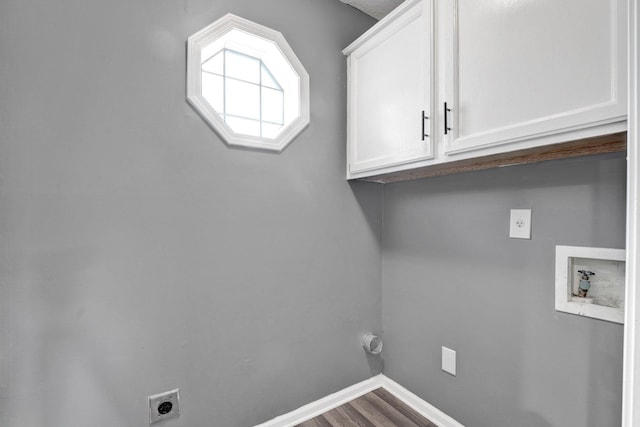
[346,0,433,177]
[439,0,627,155]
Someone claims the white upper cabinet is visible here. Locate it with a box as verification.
[440,0,627,156]
[344,0,433,178]
[344,0,627,180]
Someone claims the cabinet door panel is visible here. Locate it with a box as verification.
[441,0,627,155]
[347,0,432,175]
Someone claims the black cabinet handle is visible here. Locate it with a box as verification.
[444,102,452,135]
[422,110,429,140]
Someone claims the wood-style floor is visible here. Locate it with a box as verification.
[295,388,437,427]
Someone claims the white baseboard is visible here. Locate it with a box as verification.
[378,375,465,427]
[254,375,382,427]
[254,374,464,427]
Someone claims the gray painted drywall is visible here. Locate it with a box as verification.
[381,153,626,427]
[0,0,627,425]
[0,1,380,426]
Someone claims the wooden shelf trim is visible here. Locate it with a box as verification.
[358,132,627,184]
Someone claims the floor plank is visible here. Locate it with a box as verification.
[360,392,422,427]
[348,395,405,426]
[295,388,436,427]
[373,388,438,427]
[322,405,373,426]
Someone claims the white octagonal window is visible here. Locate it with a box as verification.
[187,14,310,152]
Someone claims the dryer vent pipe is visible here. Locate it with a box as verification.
[363,334,383,355]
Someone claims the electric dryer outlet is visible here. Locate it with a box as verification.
[149,388,180,424]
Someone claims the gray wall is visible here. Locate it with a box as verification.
[0,1,380,426]
[381,154,626,427]
[0,0,627,425]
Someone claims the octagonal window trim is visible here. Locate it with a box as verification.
[187,14,310,152]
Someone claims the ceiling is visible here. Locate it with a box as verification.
[339,0,404,20]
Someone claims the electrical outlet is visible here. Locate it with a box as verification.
[509,209,532,239]
[149,389,180,424]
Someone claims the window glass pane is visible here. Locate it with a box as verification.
[225,79,260,120]
[261,64,281,89]
[262,122,283,139]
[262,87,284,124]
[225,116,261,137]
[202,50,223,75]
[225,50,260,84]
[201,73,224,113]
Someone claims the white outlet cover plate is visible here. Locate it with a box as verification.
[149,388,180,424]
[509,209,532,239]
[442,346,456,376]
